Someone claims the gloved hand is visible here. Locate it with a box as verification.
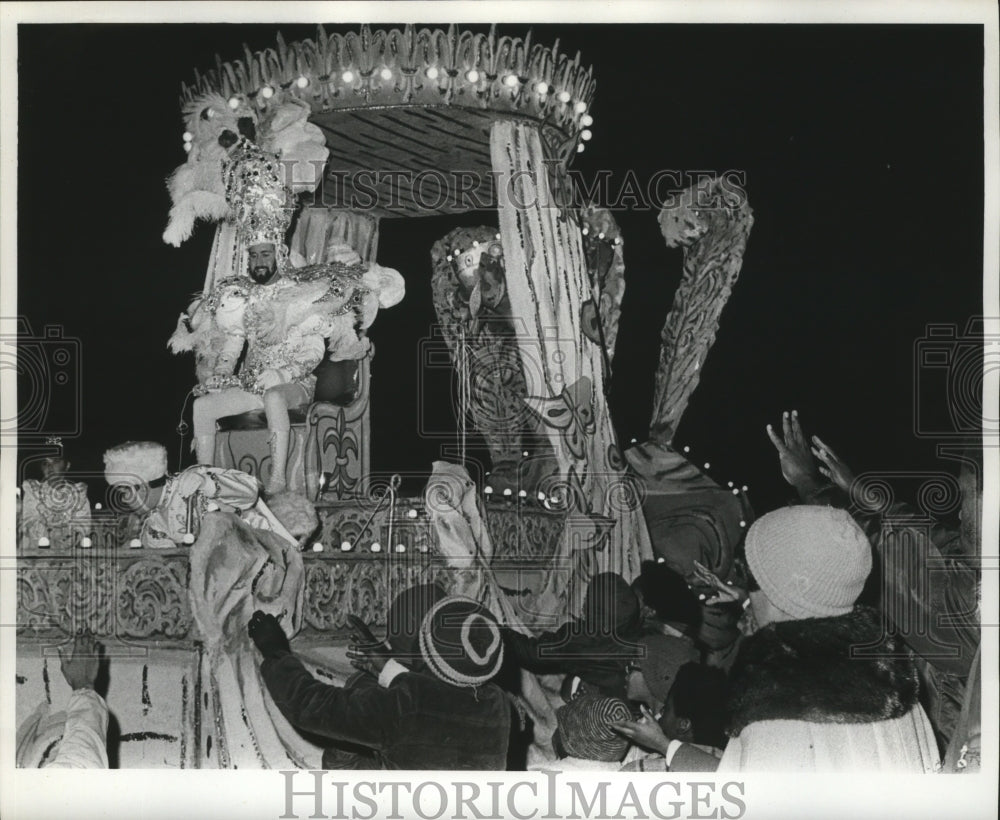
[248,610,291,659]
[345,615,392,676]
[255,369,285,392]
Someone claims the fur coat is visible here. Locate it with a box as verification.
[727,606,919,735]
[717,607,939,772]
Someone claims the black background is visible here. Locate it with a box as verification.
[16,23,985,515]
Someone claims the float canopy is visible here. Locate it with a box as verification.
[181,25,595,218]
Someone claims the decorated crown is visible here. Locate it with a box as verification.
[222,138,295,247]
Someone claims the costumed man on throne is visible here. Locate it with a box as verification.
[171,139,404,495]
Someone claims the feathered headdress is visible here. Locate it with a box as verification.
[163,90,328,248]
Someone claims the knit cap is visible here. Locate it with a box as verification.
[744,505,872,619]
[638,633,699,704]
[386,583,448,661]
[555,696,633,762]
[419,596,504,688]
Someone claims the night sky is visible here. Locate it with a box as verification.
[16,22,985,516]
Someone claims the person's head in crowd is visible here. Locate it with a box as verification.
[625,633,699,711]
[744,505,872,627]
[385,582,447,666]
[633,560,742,651]
[632,560,702,632]
[581,572,641,638]
[102,441,170,512]
[659,662,729,749]
[40,456,71,481]
[419,595,505,689]
[696,601,743,651]
[553,696,633,763]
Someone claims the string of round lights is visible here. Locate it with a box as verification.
[182,25,595,162]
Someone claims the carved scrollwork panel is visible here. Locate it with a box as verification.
[301,555,442,635]
[17,556,118,638]
[116,558,192,639]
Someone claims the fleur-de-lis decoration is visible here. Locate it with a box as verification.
[322,409,360,495]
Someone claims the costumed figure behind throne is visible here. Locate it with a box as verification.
[430,228,558,494]
[172,139,404,495]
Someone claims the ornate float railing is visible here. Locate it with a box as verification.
[16,499,572,645]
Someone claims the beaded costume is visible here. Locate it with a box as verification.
[169,135,404,492]
[196,261,377,397]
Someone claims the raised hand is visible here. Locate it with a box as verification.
[811,436,856,494]
[766,409,823,498]
[690,560,748,607]
[59,632,102,691]
[346,615,382,647]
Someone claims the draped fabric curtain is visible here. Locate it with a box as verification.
[489,120,652,614]
[290,208,380,264]
[201,221,245,294]
[188,513,321,769]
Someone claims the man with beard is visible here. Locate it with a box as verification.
[183,140,403,496]
[190,238,329,496]
[187,234,403,496]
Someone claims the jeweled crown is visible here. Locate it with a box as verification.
[222,138,295,247]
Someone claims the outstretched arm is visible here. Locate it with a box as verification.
[46,689,109,769]
[611,706,721,772]
[48,634,108,769]
[261,652,407,750]
[787,419,978,679]
[250,612,401,750]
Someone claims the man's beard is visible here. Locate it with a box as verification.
[250,264,277,284]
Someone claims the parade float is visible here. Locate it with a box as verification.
[16,25,752,768]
